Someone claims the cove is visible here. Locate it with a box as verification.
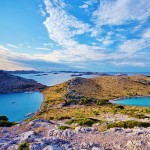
[0,92,43,122]
[114,97,150,107]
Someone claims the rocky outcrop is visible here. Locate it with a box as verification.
[0,119,150,150]
[0,71,46,93]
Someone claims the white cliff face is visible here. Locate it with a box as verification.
[0,119,150,150]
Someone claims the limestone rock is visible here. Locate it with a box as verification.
[20,131,36,143]
[42,144,63,150]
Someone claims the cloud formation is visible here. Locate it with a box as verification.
[41,0,150,69]
[0,0,150,71]
[92,0,150,26]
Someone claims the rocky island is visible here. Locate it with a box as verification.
[0,71,46,94]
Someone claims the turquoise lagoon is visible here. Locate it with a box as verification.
[114,97,150,107]
[0,92,43,122]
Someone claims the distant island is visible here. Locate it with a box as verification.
[5,70,44,74]
[0,71,46,94]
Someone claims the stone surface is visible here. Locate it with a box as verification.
[92,146,102,150]
[42,145,63,150]
[0,119,150,150]
[20,131,36,143]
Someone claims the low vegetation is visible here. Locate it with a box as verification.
[30,104,150,122]
[107,120,150,129]
[66,118,103,126]
[0,115,15,127]
[96,99,110,105]
[129,113,149,119]
[58,125,72,130]
[17,142,29,150]
[0,115,8,121]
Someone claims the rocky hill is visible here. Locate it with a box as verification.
[69,75,150,100]
[0,71,46,93]
[40,75,150,111]
[26,75,150,123]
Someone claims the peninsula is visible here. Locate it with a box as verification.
[0,71,46,94]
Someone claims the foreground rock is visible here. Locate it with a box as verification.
[0,71,46,93]
[0,119,150,150]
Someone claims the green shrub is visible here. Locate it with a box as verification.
[107,120,150,129]
[0,120,15,127]
[58,125,72,130]
[78,97,93,105]
[66,118,103,126]
[129,113,147,119]
[0,115,8,121]
[55,116,71,120]
[18,142,29,150]
[96,99,109,105]
[116,105,124,109]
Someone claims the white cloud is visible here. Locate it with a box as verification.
[0,57,32,71]
[0,45,9,51]
[35,0,150,70]
[112,61,145,67]
[42,0,105,62]
[53,0,66,8]
[0,46,33,70]
[119,39,150,54]
[92,0,150,26]
[7,43,18,49]
[85,0,98,6]
[79,4,88,9]
[35,47,50,50]
[43,0,91,46]
[43,43,54,46]
[143,28,150,39]
[39,4,46,17]
[97,31,114,46]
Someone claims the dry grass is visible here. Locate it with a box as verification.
[31,75,150,121]
[31,105,150,122]
[41,81,69,110]
[72,75,150,99]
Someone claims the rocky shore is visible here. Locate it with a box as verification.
[0,71,46,94]
[0,119,150,150]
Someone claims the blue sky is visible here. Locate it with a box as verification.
[0,0,150,72]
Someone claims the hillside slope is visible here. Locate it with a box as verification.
[71,75,150,99]
[30,75,150,121]
[0,71,46,93]
[42,75,150,108]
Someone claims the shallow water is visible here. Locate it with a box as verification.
[0,92,43,122]
[114,97,150,107]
